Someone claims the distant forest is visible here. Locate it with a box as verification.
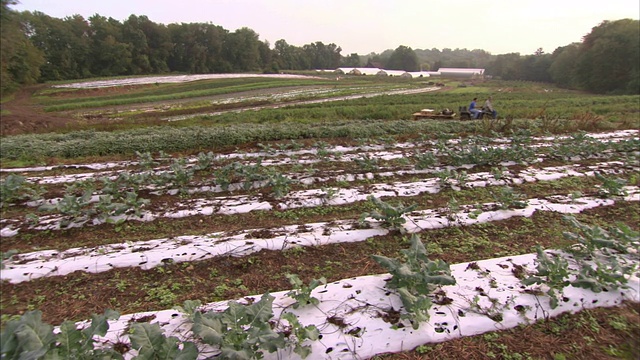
[1,0,638,95]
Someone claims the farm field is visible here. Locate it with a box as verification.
[1,74,640,359]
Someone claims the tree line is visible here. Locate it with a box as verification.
[1,0,638,95]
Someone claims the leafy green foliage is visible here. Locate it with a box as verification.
[522,217,639,308]
[0,174,43,208]
[353,154,380,172]
[491,186,529,210]
[266,171,293,199]
[412,151,439,170]
[435,168,468,190]
[129,322,198,360]
[360,195,418,232]
[372,234,456,329]
[0,309,123,360]
[191,293,317,359]
[595,172,628,198]
[521,247,571,309]
[285,273,327,309]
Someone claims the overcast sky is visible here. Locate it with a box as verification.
[11,0,640,56]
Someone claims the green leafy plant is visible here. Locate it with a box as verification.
[521,246,571,309]
[372,234,456,329]
[491,186,529,210]
[194,151,217,171]
[412,151,439,170]
[353,154,380,172]
[285,274,327,309]
[38,190,94,227]
[129,322,198,359]
[1,249,18,269]
[522,217,639,309]
[135,151,159,170]
[595,172,628,198]
[0,174,44,208]
[0,309,123,360]
[435,168,468,190]
[266,171,293,199]
[191,293,318,359]
[360,195,418,232]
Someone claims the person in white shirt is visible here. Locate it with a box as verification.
[484,96,497,119]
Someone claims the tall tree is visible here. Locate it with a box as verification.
[574,19,640,94]
[122,15,152,74]
[222,27,262,72]
[386,45,419,71]
[549,43,580,88]
[88,15,131,76]
[342,53,361,67]
[1,0,44,94]
[20,11,91,80]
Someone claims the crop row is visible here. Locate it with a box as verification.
[3,216,638,359]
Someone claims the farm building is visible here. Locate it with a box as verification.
[335,67,384,75]
[406,71,433,78]
[377,69,412,77]
[333,67,481,79]
[437,68,485,79]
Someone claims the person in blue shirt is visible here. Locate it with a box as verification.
[469,97,481,119]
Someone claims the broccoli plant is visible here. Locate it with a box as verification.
[491,186,529,210]
[191,293,318,359]
[372,234,456,329]
[353,154,379,172]
[285,274,327,309]
[360,195,418,233]
[595,172,628,198]
[522,217,639,309]
[0,174,44,208]
[0,310,123,359]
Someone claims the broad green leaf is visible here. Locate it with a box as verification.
[57,321,83,357]
[0,320,21,357]
[129,322,165,358]
[171,341,198,360]
[192,312,224,345]
[245,293,275,325]
[14,311,55,359]
[220,347,252,360]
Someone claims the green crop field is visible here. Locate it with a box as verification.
[1,75,639,360]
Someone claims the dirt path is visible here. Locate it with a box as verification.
[0,85,333,135]
[0,85,84,136]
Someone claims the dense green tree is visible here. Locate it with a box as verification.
[20,12,91,80]
[342,53,361,67]
[487,53,520,80]
[574,19,639,94]
[303,41,341,69]
[385,45,419,71]
[549,43,580,88]
[130,15,172,73]
[273,39,311,70]
[1,0,44,94]
[168,22,226,73]
[122,15,153,74]
[517,53,553,82]
[88,15,131,76]
[223,27,262,72]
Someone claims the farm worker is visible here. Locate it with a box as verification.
[469,97,481,119]
[484,96,497,119]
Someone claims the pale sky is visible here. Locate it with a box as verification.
[11,0,640,56]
